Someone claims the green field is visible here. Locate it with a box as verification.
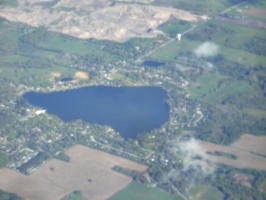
[187,70,249,102]
[204,20,266,48]
[149,15,266,71]
[219,45,266,68]
[108,182,183,200]
[149,38,201,62]
[159,19,194,38]
[188,72,225,99]
[203,80,249,102]
[0,151,9,168]
[38,35,97,55]
[243,108,266,118]
[62,191,85,200]
[154,19,266,66]
[150,40,266,70]
[185,185,224,200]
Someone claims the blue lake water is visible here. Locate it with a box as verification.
[23,86,170,139]
[60,78,74,82]
[142,60,165,67]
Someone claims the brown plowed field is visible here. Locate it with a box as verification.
[0,145,147,200]
[244,8,266,19]
[217,16,266,29]
[198,134,266,170]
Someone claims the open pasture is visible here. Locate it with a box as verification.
[182,19,266,68]
[158,19,194,38]
[149,19,266,69]
[108,181,183,200]
[202,80,249,102]
[185,185,224,200]
[149,38,201,62]
[192,19,266,46]
[198,134,266,170]
[243,108,266,119]
[0,145,147,200]
[187,72,225,100]
[187,72,249,103]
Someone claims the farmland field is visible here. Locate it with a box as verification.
[243,108,266,118]
[185,185,224,200]
[108,181,183,200]
[158,19,194,38]
[0,145,147,200]
[187,72,225,99]
[62,191,85,200]
[149,38,201,62]
[203,80,249,102]
[198,134,266,170]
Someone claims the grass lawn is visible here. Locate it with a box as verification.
[108,182,183,200]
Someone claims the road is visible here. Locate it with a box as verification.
[168,179,188,200]
[193,109,204,124]
[139,25,199,61]
[221,0,248,14]
[92,140,142,159]
[138,0,248,62]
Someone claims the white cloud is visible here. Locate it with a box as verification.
[178,137,214,175]
[194,42,220,58]
[168,137,216,183]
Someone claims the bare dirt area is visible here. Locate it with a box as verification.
[50,72,61,77]
[74,71,88,79]
[229,173,254,188]
[0,145,147,200]
[244,8,266,19]
[198,134,266,170]
[0,0,205,42]
[217,16,266,29]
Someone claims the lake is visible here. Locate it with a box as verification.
[142,60,165,67]
[23,86,170,139]
[60,78,74,82]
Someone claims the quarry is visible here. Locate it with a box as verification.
[0,0,206,41]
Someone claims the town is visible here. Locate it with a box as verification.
[0,55,204,176]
